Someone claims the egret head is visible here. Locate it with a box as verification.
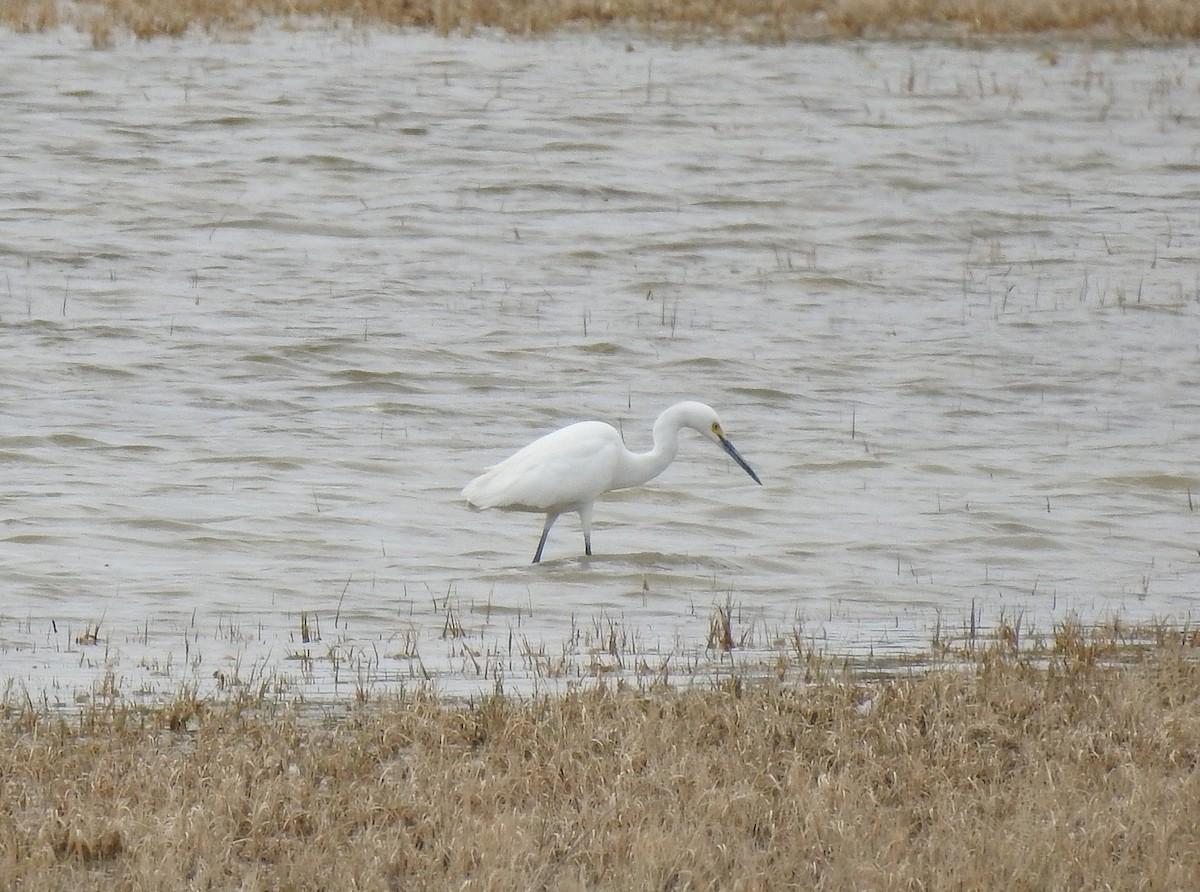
[677,402,762,485]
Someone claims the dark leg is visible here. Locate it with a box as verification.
[533,513,558,564]
[579,504,594,557]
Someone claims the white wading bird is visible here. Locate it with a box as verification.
[462,401,762,563]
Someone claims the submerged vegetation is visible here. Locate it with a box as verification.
[2,0,1199,43]
[2,622,1199,889]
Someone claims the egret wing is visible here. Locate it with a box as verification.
[463,421,623,512]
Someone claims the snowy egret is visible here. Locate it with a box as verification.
[462,401,762,563]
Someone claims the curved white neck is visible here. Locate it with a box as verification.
[612,406,687,490]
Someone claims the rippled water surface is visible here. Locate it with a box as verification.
[2,25,1198,705]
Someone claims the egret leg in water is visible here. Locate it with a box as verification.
[462,401,762,563]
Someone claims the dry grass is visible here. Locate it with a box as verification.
[1,0,1198,43]
[3,626,1200,890]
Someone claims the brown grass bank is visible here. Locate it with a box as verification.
[2,0,1200,43]
[3,633,1200,889]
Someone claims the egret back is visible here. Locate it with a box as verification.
[462,421,624,513]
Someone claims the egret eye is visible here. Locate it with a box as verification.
[711,422,722,435]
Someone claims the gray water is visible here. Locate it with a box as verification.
[2,25,1198,706]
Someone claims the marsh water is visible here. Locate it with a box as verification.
[2,25,1198,705]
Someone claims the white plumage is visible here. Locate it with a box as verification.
[463,401,761,562]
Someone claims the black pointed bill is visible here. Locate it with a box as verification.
[719,436,762,485]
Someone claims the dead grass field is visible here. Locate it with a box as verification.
[2,0,1199,43]
[3,624,1199,890]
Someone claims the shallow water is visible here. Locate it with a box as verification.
[1,25,1198,705]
